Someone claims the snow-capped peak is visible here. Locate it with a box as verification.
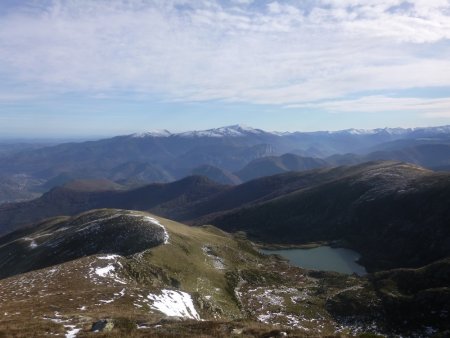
[177,124,266,138]
[339,128,377,135]
[131,130,172,138]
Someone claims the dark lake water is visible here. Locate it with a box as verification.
[261,246,367,276]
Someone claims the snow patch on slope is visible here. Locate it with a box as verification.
[95,265,115,278]
[65,325,80,338]
[147,289,200,320]
[89,255,127,285]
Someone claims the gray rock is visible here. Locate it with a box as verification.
[91,319,114,332]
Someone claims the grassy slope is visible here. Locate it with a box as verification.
[0,209,392,337]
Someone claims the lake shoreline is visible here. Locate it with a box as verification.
[260,244,368,276]
[257,239,352,250]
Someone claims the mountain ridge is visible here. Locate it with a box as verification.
[127,124,450,139]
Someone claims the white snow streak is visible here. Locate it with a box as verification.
[65,325,80,338]
[97,255,121,260]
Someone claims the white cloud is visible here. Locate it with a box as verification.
[288,95,450,115]
[231,0,254,5]
[423,111,450,118]
[0,0,449,105]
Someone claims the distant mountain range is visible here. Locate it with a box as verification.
[1,124,450,204]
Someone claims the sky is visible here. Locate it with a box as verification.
[0,0,450,137]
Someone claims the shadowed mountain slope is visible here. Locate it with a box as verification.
[205,162,450,271]
[0,165,364,236]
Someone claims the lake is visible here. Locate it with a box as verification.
[261,246,367,276]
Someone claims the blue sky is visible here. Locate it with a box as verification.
[1,0,450,137]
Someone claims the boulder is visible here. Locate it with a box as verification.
[91,319,114,332]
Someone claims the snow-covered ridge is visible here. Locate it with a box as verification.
[130,124,268,138]
[330,127,410,135]
[178,124,266,138]
[132,129,172,138]
[129,124,450,138]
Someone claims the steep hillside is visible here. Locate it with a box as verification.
[0,208,446,337]
[235,153,328,181]
[184,166,358,221]
[207,162,450,271]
